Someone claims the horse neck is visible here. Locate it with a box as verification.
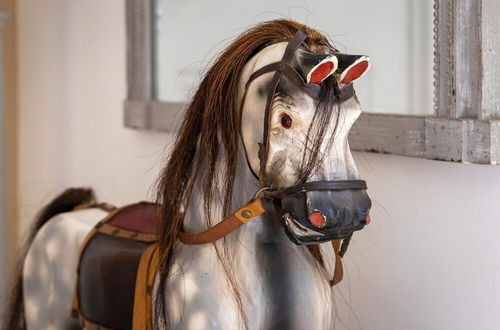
[180,142,334,327]
[182,143,261,234]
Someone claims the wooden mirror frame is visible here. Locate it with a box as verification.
[124,0,500,164]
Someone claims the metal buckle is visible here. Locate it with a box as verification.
[252,187,271,201]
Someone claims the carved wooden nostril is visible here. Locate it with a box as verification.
[309,211,326,228]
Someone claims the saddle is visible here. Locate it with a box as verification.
[71,202,160,330]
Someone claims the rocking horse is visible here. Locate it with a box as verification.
[4,19,372,329]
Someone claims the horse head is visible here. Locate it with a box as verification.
[238,28,372,244]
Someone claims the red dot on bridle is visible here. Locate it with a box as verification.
[280,114,292,129]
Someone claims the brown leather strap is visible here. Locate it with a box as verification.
[133,244,159,330]
[339,232,353,258]
[331,239,344,286]
[178,198,266,244]
[330,233,355,286]
[95,222,157,243]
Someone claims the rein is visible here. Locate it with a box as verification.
[178,192,348,286]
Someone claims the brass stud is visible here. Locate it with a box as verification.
[241,210,252,218]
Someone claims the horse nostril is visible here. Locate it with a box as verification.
[365,213,371,224]
[309,211,326,228]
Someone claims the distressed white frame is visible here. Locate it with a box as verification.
[124,0,500,164]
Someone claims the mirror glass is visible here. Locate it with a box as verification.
[154,0,434,115]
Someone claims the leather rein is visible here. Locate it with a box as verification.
[178,29,354,286]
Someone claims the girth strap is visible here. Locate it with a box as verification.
[178,199,266,244]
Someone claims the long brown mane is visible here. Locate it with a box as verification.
[154,19,337,328]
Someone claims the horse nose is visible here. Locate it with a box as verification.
[306,190,371,228]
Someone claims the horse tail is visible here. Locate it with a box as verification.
[2,187,96,330]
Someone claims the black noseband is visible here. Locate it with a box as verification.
[265,180,371,244]
[266,180,367,198]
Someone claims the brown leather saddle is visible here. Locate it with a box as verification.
[71,202,160,330]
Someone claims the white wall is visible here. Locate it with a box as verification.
[16,1,500,329]
[337,153,500,330]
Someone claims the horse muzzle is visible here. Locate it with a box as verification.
[266,180,371,245]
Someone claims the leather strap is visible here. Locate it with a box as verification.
[339,232,353,258]
[331,239,344,286]
[330,233,354,286]
[178,199,266,244]
[266,180,367,198]
[133,244,159,330]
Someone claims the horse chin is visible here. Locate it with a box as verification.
[281,212,367,245]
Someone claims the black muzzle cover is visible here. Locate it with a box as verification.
[266,180,371,245]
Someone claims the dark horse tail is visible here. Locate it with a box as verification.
[2,187,96,330]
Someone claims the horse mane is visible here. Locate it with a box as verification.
[154,19,335,328]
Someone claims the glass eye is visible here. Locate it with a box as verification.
[280,113,292,129]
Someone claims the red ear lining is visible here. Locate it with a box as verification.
[340,58,370,84]
[307,56,338,84]
[308,62,334,84]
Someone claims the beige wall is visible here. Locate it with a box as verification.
[0,0,17,258]
[0,0,17,311]
[14,1,500,329]
[17,0,172,233]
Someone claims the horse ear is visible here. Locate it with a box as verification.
[292,49,338,84]
[306,56,338,84]
[336,54,371,84]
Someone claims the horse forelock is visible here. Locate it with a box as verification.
[154,19,332,329]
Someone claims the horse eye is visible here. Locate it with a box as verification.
[280,113,292,129]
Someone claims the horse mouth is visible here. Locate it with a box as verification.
[282,212,367,245]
